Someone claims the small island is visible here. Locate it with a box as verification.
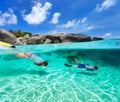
[0,29,103,45]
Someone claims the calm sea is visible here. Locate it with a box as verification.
[0,39,120,102]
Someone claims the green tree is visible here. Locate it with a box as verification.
[8,29,32,38]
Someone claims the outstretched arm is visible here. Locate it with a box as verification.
[74,57,78,64]
[64,63,77,68]
[15,53,27,58]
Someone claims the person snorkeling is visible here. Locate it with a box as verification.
[0,41,48,67]
[15,52,48,67]
[65,57,98,71]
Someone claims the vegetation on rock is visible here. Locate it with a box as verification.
[8,29,32,38]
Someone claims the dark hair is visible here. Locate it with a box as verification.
[35,61,48,66]
[42,61,48,66]
[94,65,98,70]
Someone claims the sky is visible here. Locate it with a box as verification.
[0,0,120,38]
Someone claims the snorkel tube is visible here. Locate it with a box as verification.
[0,41,15,48]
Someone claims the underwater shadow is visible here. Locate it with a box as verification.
[67,69,98,76]
[28,70,48,76]
[76,71,98,76]
[0,68,48,77]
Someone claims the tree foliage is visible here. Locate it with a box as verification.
[8,29,32,38]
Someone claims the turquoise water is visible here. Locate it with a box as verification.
[0,39,120,102]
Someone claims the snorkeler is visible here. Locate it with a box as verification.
[0,41,48,67]
[15,52,48,67]
[65,57,98,71]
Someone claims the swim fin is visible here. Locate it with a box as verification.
[64,63,72,67]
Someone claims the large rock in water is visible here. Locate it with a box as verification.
[60,33,92,42]
[15,34,31,45]
[43,34,62,43]
[0,29,16,44]
[92,37,103,41]
[24,33,92,44]
[27,35,44,44]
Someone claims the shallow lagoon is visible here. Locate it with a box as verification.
[0,39,120,102]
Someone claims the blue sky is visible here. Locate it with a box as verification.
[0,0,120,38]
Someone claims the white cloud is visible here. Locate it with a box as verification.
[102,33,112,38]
[23,2,52,25]
[47,30,64,34]
[60,20,76,28]
[81,17,87,23]
[0,9,17,26]
[50,12,61,24]
[55,17,95,33]
[59,17,87,28]
[95,0,117,12]
[87,25,94,30]
[59,19,80,28]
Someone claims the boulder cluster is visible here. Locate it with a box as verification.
[0,29,103,45]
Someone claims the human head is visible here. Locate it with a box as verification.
[35,61,48,67]
[94,65,98,71]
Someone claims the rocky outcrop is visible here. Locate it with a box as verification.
[0,29,103,45]
[0,29,16,44]
[60,33,91,42]
[15,34,31,45]
[43,34,62,44]
[26,35,44,44]
[92,37,103,41]
[40,33,91,44]
[15,37,26,45]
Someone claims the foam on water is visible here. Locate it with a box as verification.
[0,39,120,102]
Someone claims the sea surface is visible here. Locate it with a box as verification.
[0,39,120,102]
